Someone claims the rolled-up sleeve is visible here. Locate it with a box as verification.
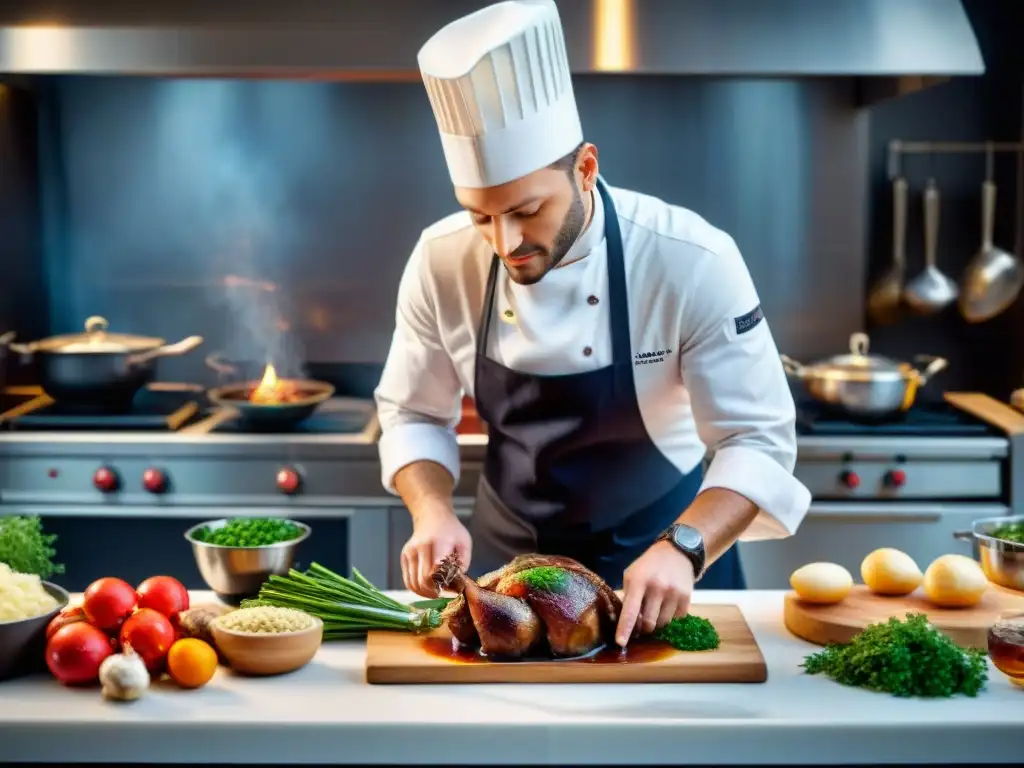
[374,237,463,494]
[680,238,811,540]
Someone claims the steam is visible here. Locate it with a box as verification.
[154,81,307,379]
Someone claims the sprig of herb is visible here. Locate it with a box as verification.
[653,614,720,651]
[0,515,64,580]
[802,613,988,697]
[241,562,441,640]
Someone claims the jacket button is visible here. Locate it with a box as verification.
[587,295,599,305]
[583,346,593,357]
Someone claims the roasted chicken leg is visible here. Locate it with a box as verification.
[432,553,632,659]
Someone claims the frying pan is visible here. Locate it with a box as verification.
[205,354,334,431]
[2,316,203,409]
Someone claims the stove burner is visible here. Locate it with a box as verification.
[210,398,372,435]
[796,399,997,437]
[4,386,201,431]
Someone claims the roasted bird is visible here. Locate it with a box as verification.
[431,553,635,659]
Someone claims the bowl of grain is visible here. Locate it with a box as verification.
[209,605,323,676]
[0,564,70,681]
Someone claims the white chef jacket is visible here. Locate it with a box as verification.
[374,182,811,540]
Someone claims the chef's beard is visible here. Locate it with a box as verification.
[499,182,587,286]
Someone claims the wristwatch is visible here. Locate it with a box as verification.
[657,523,706,582]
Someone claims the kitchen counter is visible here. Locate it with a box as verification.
[0,590,1020,766]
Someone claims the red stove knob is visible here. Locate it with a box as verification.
[142,467,167,494]
[839,470,861,489]
[886,469,907,488]
[277,467,301,495]
[93,467,119,492]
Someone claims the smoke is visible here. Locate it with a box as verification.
[153,81,307,379]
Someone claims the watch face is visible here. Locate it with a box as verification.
[672,525,703,551]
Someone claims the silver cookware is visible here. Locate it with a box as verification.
[780,332,947,418]
[953,515,1024,592]
[185,518,311,604]
[3,316,203,409]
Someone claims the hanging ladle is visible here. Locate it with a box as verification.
[904,174,958,314]
[958,142,1024,322]
[866,176,908,325]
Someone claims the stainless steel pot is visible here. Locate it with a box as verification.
[184,518,311,604]
[780,332,947,418]
[953,515,1024,592]
[3,316,203,408]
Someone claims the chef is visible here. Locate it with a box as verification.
[374,0,811,644]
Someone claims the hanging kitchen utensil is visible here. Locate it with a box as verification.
[958,143,1024,322]
[867,177,908,325]
[780,332,947,419]
[205,354,334,431]
[904,176,959,313]
[2,316,203,409]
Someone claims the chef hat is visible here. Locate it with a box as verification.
[417,0,583,189]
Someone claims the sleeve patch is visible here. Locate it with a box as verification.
[733,304,764,336]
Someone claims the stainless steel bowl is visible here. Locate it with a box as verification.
[0,581,70,681]
[184,519,311,604]
[953,515,1024,592]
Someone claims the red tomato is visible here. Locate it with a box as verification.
[45,622,115,685]
[136,576,189,618]
[119,608,175,672]
[82,577,137,630]
[46,604,86,641]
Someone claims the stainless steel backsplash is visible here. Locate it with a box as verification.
[14,76,868,385]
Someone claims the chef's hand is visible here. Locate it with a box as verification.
[401,505,472,598]
[615,540,695,646]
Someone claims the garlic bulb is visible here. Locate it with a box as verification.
[98,643,150,701]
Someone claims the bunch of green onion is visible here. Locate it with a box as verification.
[240,562,444,640]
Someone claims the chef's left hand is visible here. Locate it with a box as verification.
[615,540,695,646]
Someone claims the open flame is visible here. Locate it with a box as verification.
[250,363,301,404]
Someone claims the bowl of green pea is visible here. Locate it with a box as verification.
[185,517,311,604]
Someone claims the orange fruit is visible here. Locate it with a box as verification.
[167,638,218,689]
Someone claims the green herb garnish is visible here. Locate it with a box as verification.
[241,562,441,640]
[0,515,64,580]
[991,522,1024,545]
[515,566,569,591]
[192,517,302,547]
[802,613,988,697]
[653,614,720,651]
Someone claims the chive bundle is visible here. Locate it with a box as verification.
[240,562,442,640]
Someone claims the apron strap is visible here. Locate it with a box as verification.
[477,256,501,356]
[595,179,631,367]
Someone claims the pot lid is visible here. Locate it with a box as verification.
[817,332,905,374]
[26,316,165,353]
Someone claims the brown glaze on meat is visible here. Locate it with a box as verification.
[431,553,634,658]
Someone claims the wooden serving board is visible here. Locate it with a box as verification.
[784,584,1024,649]
[365,604,766,684]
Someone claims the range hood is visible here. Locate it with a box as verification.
[0,0,984,84]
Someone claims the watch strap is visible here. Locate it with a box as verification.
[658,524,706,582]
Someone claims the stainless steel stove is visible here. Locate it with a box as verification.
[737,393,1022,589]
[1,381,1020,592]
[0,381,387,592]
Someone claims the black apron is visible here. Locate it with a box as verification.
[469,179,745,592]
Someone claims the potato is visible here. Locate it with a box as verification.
[923,554,987,608]
[790,562,853,604]
[861,548,923,596]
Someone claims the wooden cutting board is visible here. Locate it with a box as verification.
[365,604,766,684]
[784,584,1024,649]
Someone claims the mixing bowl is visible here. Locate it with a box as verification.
[184,519,311,604]
[0,582,70,681]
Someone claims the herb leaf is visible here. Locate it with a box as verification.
[653,614,720,651]
[801,613,988,697]
[0,515,64,580]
